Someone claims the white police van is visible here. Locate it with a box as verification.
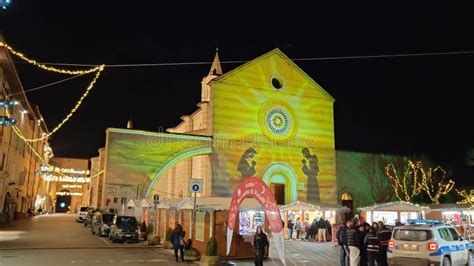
[387,219,472,265]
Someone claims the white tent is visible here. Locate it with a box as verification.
[280,201,320,211]
[358,201,427,225]
[358,201,427,212]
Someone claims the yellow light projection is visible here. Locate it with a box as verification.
[211,49,336,204]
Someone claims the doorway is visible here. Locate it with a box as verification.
[341,192,353,210]
[271,183,285,205]
[262,162,298,204]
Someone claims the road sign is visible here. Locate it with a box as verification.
[189,178,203,193]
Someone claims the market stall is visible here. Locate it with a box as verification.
[358,201,427,226]
[165,196,264,258]
[280,201,319,239]
[424,203,474,236]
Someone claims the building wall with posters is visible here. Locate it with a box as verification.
[104,48,337,207]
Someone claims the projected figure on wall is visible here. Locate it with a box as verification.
[237,148,257,178]
[302,147,320,203]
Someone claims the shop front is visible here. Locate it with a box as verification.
[358,201,426,226]
[153,196,263,258]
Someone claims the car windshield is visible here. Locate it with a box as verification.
[80,207,88,212]
[116,217,137,227]
[393,229,432,241]
[102,214,114,224]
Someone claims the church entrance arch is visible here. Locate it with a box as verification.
[262,162,298,205]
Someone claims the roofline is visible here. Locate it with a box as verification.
[212,48,335,102]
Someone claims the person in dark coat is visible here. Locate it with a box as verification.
[309,219,318,241]
[253,225,269,266]
[345,220,360,266]
[170,223,185,262]
[377,221,392,266]
[287,219,295,240]
[337,221,348,266]
[357,224,368,266]
[365,225,383,266]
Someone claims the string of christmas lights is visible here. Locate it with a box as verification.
[420,166,455,204]
[384,160,423,202]
[1,40,105,142]
[0,41,101,75]
[7,65,104,142]
[456,189,474,205]
[22,139,104,179]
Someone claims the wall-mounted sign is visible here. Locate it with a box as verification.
[62,184,83,189]
[56,191,83,196]
[44,175,91,183]
[39,164,90,175]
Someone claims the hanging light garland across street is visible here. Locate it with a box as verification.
[0,40,105,142]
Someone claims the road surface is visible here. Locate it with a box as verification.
[0,214,339,265]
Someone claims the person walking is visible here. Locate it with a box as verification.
[253,225,269,266]
[325,218,332,241]
[377,221,392,266]
[317,217,327,242]
[171,223,185,262]
[337,220,348,266]
[288,219,294,240]
[303,218,311,241]
[365,224,383,266]
[357,224,368,266]
[295,217,302,240]
[345,220,360,266]
[309,219,317,241]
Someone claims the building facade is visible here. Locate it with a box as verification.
[48,157,90,213]
[88,147,106,209]
[0,35,54,223]
[103,49,337,208]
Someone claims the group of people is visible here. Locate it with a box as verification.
[287,217,332,242]
[337,219,392,266]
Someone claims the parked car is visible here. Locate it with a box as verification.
[387,219,472,266]
[109,215,139,243]
[76,206,91,223]
[91,212,115,237]
[83,208,101,227]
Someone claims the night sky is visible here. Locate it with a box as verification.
[1,2,473,186]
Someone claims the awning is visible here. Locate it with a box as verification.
[423,203,474,213]
[140,198,153,208]
[127,199,140,208]
[169,197,263,211]
[280,201,320,211]
[177,197,195,210]
[358,201,427,212]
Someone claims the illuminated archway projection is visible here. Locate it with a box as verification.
[105,128,212,198]
[227,177,286,265]
[262,162,298,203]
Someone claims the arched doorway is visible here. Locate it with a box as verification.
[341,192,353,211]
[55,190,72,213]
[262,162,298,205]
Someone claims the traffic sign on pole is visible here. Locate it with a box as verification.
[189,178,203,193]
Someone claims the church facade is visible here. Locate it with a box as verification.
[104,49,338,207]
